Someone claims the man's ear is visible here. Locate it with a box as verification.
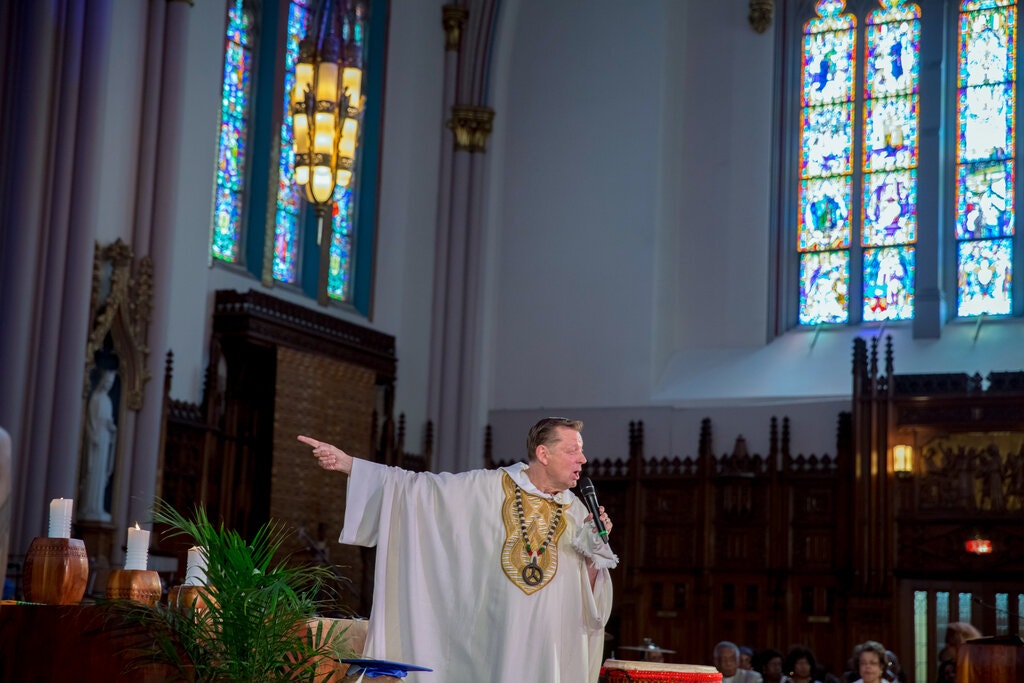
[535,444,550,465]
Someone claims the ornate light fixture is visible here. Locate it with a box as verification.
[291,0,364,236]
[892,444,913,476]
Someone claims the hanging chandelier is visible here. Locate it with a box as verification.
[291,0,364,216]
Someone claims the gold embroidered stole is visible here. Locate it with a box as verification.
[500,472,567,595]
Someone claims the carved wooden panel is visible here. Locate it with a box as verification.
[643,485,698,523]
[271,346,376,615]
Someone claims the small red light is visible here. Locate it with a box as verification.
[965,539,993,554]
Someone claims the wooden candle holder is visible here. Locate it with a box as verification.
[23,536,89,605]
[106,569,162,605]
[166,584,215,612]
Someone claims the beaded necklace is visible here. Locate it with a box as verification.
[515,484,563,586]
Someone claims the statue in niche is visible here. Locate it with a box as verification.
[80,370,118,522]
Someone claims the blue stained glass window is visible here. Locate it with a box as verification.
[957,0,1017,317]
[797,0,923,325]
[327,3,367,302]
[210,0,380,314]
[211,0,254,263]
[862,0,920,322]
[272,0,313,284]
[799,0,856,325]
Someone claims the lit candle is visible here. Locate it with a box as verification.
[125,523,150,571]
[48,498,73,539]
[184,546,208,586]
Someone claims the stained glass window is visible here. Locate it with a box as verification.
[862,0,920,321]
[327,5,367,302]
[272,0,314,284]
[799,0,857,325]
[211,0,255,263]
[956,0,1016,317]
[913,591,928,683]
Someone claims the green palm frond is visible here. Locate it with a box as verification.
[109,499,354,682]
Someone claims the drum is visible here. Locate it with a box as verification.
[600,659,722,682]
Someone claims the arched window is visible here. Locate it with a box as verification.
[790,0,1019,329]
[955,0,1016,317]
[212,0,256,264]
[211,0,383,315]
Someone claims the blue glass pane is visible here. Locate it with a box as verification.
[957,238,1013,315]
[959,83,1015,162]
[800,177,852,250]
[863,170,917,246]
[802,105,854,178]
[957,160,1015,238]
[273,1,312,283]
[864,96,919,171]
[210,0,253,265]
[800,251,850,325]
[960,6,1016,87]
[863,246,915,321]
[866,4,920,99]
[212,186,241,262]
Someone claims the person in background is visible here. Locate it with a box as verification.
[936,622,981,683]
[755,648,784,683]
[840,643,865,683]
[850,641,888,683]
[937,621,981,665]
[885,650,906,683]
[740,646,755,671]
[714,641,764,683]
[782,645,822,683]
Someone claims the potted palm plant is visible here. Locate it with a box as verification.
[109,500,355,682]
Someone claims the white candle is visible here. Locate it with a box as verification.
[125,523,150,571]
[48,498,73,539]
[184,546,208,586]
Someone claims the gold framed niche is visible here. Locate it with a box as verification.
[77,240,153,583]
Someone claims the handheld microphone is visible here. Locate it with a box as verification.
[577,476,608,542]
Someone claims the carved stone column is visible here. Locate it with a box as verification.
[428,1,501,473]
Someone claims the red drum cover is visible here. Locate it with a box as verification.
[599,659,722,682]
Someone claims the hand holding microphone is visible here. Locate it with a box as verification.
[577,476,609,543]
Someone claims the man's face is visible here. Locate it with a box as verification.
[536,427,586,491]
[740,652,752,670]
[715,648,738,677]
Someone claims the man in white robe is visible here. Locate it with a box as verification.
[300,417,617,683]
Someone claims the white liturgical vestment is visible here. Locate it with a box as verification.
[340,458,616,683]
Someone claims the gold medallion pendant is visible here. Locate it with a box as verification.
[499,473,566,594]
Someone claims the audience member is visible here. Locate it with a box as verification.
[715,641,764,683]
[935,622,981,683]
[740,646,755,671]
[937,621,981,665]
[782,645,822,683]
[840,643,865,683]
[885,650,906,683]
[850,640,887,683]
[935,660,955,683]
[754,648,784,683]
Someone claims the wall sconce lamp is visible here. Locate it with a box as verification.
[892,444,913,477]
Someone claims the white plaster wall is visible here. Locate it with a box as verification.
[170,0,228,401]
[92,0,147,247]
[489,0,666,410]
